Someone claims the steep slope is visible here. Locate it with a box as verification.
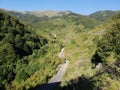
[0,9,48,89]
[90,13,120,90]
[0,9,66,90]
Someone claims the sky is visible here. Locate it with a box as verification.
[0,0,120,15]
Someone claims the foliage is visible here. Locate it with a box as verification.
[90,13,120,90]
[1,9,120,90]
[91,13,120,65]
[0,9,48,88]
[8,11,49,25]
[89,10,120,22]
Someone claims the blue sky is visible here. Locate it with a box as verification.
[0,0,120,15]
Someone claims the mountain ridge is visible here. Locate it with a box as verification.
[89,10,120,22]
[5,9,120,23]
[4,9,120,16]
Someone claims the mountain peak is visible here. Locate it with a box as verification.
[22,10,72,17]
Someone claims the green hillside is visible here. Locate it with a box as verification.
[0,9,120,90]
[0,9,63,90]
[0,9,47,89]
[7,10,49,25]
[58,13,120,90]
[90,13,120,90]
[89,10,120,22]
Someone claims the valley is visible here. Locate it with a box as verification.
[0,9,120,90]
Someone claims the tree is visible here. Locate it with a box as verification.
[91,14,120,66]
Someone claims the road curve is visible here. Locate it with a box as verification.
[36,47,68,90]
[37,60,69,90]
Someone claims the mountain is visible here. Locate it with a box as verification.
[0,9,120,90]
[89,10,120,22]
[7,10,73,27]
[7,9,100,35]
[7,10,49,25]
[7,9,120,23]
[23,10,72,17]
[7,10,72,18]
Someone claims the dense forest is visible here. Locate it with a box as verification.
[0,9,120,90]
[0,9,48,89]
[0,9,63,90]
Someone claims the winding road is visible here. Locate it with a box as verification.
[36,48,69,90]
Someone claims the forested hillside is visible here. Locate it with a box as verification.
[92,13,120,66]
[90,13,120,90]
[0,9,47,88]
[0,9,120,90]
[0,9,63,90]
[89,10,120,22]
[7,10,49,25]
[58,13,120,90]
[7,10,100,30]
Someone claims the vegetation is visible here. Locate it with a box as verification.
[0,9,63,90]
[92,13,120,65]
[90,13,120,90]
[89,10,120,22]
[8,11,49,25]
[0,8,120,90]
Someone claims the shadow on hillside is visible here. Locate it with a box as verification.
[30,60,120,90]
[29,75,99,90]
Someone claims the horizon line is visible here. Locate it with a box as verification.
[1,8,120,15]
